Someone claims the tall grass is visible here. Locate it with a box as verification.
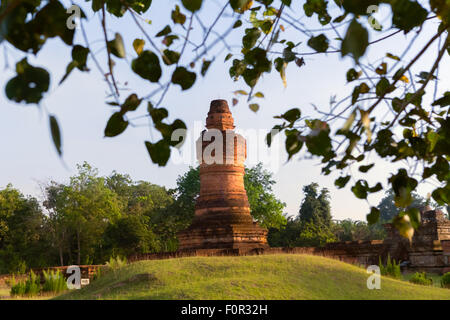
[10,271,40,297]
[379,254,402,279]
[42,270,67,293]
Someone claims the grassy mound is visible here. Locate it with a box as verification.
[55,254,450,300]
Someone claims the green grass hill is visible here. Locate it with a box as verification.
[55,254,450,300]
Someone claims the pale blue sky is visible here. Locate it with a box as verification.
[0,1,448,220]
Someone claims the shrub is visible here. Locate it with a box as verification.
[92,267,105,281]
[9,275,27,296]
[409,272,433,286]
[10,271,40,297]
[24,271,40,296]
[106,256,127,272]
[379,254,402,279]
[441,272,450,288]
[42,269,67,293]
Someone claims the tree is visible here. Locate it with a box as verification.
[170,163,287,232]
[332,219,385,241]
[268,182,336,247]
[244,163,287,229]
[0,185,49,273]
[2,0,450,236]
[299,183,332,227]
[45,162,122,265]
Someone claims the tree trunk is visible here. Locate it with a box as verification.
[77,229,81,265]
[59,230,65,266]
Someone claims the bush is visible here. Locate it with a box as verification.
[42,269,67,293]
[379,254,402,279]
[106,256,127,272]
[9,275,26,296]
[10,271,40,297]
[441,272,450,288]
[409,272,433,286]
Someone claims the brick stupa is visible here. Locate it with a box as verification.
[177,99,268,250]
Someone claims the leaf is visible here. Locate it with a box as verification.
[386,52,400,61]
[234,90,248,95]
[233,20,243,28]
[254,92,264,98]
[346,68,361,82]
[427,131,439,152]
[307,34,329,52]
[171,5,186,25]
[162,35,179,47]
[162,49,180,65]
[230,0,253,12]
[285,131,303,160]
[276,108,301,123]
[201,59,212,76]
[133,39,145,55]
[249,103,259,112]
[181,0,203,12]
[60,45,90,84]
[391,0,428,33]
[335,175,351,188]
[341,19,369,63]
[375,62,387,75]
[392,214,414,241]
[274,57,287,87]
[360,109,372,142]
[367,207,380,225]
[341,111,356,131]
[243,28,261,49]
[108,33,126,58]
[5,58,50,104]
[121,93,142,113]
[432,92,450,107]
[145,140,171,166]
[49,115,62,156]
[375,77,392,96]
[104,112,129,137]
[156,25,171,37]
[388,168,418,208]
[131,50,162,82]
[225,53,233,62]
[171,67,196,90]
[351,180,368,199]
[359,163,375,173]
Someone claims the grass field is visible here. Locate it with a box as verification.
[55,254,450,300]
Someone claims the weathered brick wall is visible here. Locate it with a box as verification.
[31,265,103,281]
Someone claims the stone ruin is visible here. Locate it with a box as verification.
[177,99,268,250]
[132,100,450,275]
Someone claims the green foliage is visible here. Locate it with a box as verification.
[332,219,385,241]
[5,58,50,104]
[170,164,287,233]
[10,271,40,297]
[341,19,368,62]
[379,254,402,279]
[106,256,128,276]
[2,0,450,238]
[409,272,433,286]
[299,183,332,226]
[441,272,450,288]
[42,269,67,293]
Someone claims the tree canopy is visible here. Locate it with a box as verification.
[170,163,287,230]
[1,0,450,237]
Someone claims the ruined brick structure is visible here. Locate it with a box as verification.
[177,100,268,250]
